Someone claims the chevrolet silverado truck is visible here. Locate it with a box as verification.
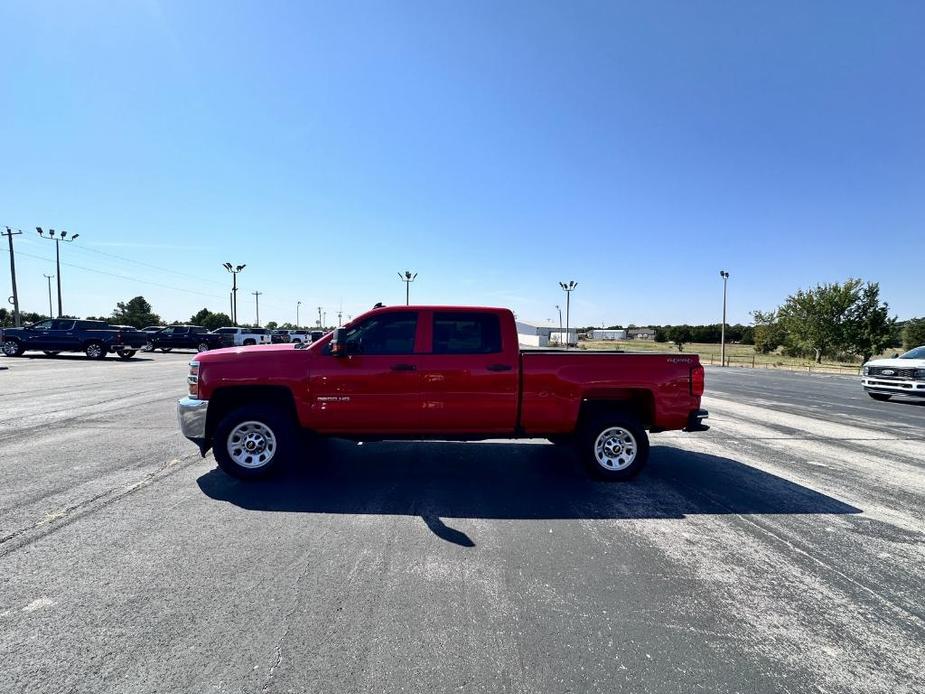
[1,319,148,359]
[178,306,708,480]
[861,345,925,401]
[144,325,224,353]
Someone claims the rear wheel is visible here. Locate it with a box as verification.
[867,392,892,401]
[117,349,136,360]
[213,404,298,479]
[142,342,155,352]
[85,341,107,360]
[197,342,210,353]
[579,412,649,481]
[2,340,25,357]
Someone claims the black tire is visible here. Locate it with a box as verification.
[85,341,107,360]
[579,411,649,481]
[117,349,136,360]
[213,403,298,480]
[43,350,61,356]
[243,339,256,346]
[160,347,172,353]
[2,340,25,357]
[867,392,892,402]
[197,342,210,353]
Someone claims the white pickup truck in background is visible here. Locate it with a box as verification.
[211,327,272,347]
[861,345,925,401]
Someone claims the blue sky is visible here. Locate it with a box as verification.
[1,1,923,327]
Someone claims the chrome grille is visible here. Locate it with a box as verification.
[868,366,916,378]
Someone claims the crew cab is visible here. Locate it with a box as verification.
[178,306,707,481]
[144,325,224,353]
[861,346,925,401]
[211,327,273,348]
[1,319,148,359]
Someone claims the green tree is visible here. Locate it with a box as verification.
[844,282,896,362]
[112,296,161,329]
[751,309,786,354]
[902,318,925,350]
[189,308,233,332]
[777,280,861,362]
[668,325,692,352]
[265,321,278,330]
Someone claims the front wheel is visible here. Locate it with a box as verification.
[213,404,298,480]
[117,349,136,360]
[85,341,107,360]
[197,342,211,353]
[2,340,25,357]
[867,392,892,402]
[580,412,649,481]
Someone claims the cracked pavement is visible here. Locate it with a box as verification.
[1,355,923,693]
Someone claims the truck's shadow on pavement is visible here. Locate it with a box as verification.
[197,441,860,545]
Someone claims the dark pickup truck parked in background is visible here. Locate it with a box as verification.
[179,305,708,481]
[1,319,148,359]
[144,325,224,353]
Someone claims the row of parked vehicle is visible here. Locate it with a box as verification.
[0,321,327,360]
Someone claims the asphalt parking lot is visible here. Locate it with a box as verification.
[1,354,923,694]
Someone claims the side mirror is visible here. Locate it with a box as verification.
[331,327,347,357]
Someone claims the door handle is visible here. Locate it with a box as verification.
[391,363,417,372]
[486,364,513,371]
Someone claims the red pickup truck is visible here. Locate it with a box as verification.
[178,306,707,481]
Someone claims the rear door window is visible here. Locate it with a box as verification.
[432,312,502,354]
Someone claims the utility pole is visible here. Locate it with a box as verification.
[296,301,302,328]
[317,306,322,328]
[720,270,730,367]
[222,263,246,324]
[2,227,22,327]
[558,281,578,350]
[43,274,55,318]
[398,270,417,305]
[36,227,79,318]
[337,309,343,327]
[252,291,262,327]
[555,304,562,345]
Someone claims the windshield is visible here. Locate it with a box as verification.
[899,346,925,359]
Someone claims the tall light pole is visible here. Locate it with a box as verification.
[296,301,302,328]
[555,304,562,345]
[558,281,578,349]
[43,274,55,318]
[222,262,246,325]
[317,306,322,328]
[2,227,22,326]
[36,227,79,317]
[720,270,730,367]
[252,291,262,327]
[398,270,417,305]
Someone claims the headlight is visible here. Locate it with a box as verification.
[915,368,925,380]
[187,360,200,397]
[862,366,869,376]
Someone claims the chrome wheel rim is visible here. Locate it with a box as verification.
[143,342,154,352]
[227,421,277,469]
[593,427,637,471]
[198,343,209,352]
[87,344,102,358]
[2,341,18,356]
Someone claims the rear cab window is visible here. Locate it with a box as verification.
[432,311,502,354]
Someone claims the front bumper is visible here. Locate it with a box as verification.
[862,378,925,397]
[178,397,209,450]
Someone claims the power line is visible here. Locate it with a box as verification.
[68,243,230,288]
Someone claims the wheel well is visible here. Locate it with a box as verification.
[579,391,655,429]
[205,386,298,439]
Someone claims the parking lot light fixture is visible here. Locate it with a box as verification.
[398,270,417,305]
[558,281,578,349]
[223,262,246,325]
[36,226,79,317]
[720,270,730,367]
